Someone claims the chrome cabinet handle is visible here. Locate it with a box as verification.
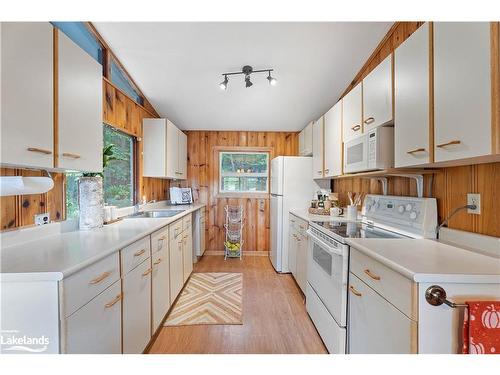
[27,147,52,155]
[134,249,146,257]
[363,117,375,125]
[436,140,461,148]
[105,294,122,308]
[89,271,111,285]
[406,147,426,154]
[349,285,362,297]
[364,269,381,281]
[351,125,361,131]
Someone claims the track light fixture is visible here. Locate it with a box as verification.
[219,65,276,90]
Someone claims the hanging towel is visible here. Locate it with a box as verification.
[462,301,500,354]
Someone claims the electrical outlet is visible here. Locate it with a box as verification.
[35,213,50,225]
[467,193,481,214]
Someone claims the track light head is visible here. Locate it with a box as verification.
[219,75,228,90]
[267,71,277,86]
[245,74,253,88]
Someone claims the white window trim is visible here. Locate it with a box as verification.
[219,151,269,194]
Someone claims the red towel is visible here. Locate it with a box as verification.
[462,301,500,354]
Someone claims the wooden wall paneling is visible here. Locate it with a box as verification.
[103,80,115,125]
[475,162,499,237]
[19,169,46,227]
[113,89,128,131]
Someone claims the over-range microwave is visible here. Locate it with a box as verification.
[343,126,394,174]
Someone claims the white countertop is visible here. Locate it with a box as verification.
[346,238,500,284]
[0,204,205,282]
[289,208,359,223]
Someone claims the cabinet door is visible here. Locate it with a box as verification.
[143,118,167,177]
[394,23,431,167]
[178,130,187,179]
[169,237,184,304]
[342,83,363,141]
[295,234,308,294]
[348,273,414,354]
[434,22,492,162]
[166,120,179,178]
[58,31,102,172]
[122,259,152,354]
[182,230,193,283]
[288,228,297,277]
[1,22,54,169]
[363,55,393,131]
[152,247,170,333]
[64,281,122,354]
[312,117,324,179]
[298,127,306,156]
[324,101,343,177]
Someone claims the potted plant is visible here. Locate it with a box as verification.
[78,144,121,230]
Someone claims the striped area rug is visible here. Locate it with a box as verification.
[165,272,243,326]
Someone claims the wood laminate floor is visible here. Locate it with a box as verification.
[148,256,327,354]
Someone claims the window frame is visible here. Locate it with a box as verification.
[218,149,270,197]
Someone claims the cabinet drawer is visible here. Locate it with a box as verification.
[151,227,169,254]
[169,219,183,240]
[121,237,151,275]
[350,248,416,319]
[182,214,192,231]
[64,280,122,353]
[62,252,120,317]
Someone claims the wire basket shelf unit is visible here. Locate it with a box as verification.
[224,205,244,259]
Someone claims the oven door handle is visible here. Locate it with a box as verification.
[306,229,344,256]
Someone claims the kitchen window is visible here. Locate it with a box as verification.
[65,125,135,218]
[219,151,269,194]
[110,58,144,105]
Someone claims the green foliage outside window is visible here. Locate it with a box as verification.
[219,152,269,193]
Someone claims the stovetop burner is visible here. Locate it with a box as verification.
[310,220,408,241]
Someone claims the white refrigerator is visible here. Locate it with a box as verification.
[269,156,316,273]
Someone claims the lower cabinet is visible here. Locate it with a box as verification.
[169,234,184,305]
[348,273,414,354]
[288,223,298,276]
[152,246,170,333]
[295,233,308,294]
[182,229,193,283]
[122,258,152,354]
[64,281,122,354]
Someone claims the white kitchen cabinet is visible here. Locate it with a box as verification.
[122,258,152,354]
[64,281,122,354]
[394,23,431,167]
[169,230,184,304]
[289,214,308,294]
[362,55,393,131]
[342,83,363,141]
[143,118,187,179]
[299,121,313,156]
[1,22,54,169]
[348,273,415,354]
[152,246,170,333]
[57,30,102,172]
[433,22,492,162]
[323,101,343,177]
[288,218,298,276]
[182,228,193,283]
[312,117,324,179]
[295,230,308,294]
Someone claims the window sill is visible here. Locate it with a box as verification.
[216,192,269,199]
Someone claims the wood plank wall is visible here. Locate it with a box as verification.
[0,79,169,231]
[181,131,299,253]
[333,22,500,238]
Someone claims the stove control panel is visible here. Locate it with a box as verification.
[362,195,437,238]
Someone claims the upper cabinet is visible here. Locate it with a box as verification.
[312,117,324,179]
[299,121,313,156]
[342,83,363,141]
[433,22,492,163]
[57,31,103,172]
[1,22,54,169]
[394,23,431,167]
[324,101,343,177]
[143,118,187,179]
[362,55,393,132]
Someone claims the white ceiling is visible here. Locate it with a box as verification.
[94,22,392,131]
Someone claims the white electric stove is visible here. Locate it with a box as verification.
[305,194,437,354]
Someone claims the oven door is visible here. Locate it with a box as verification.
[343,134,368,173]
[306,229,348,326]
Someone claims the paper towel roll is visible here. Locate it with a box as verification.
[0,176,54,196]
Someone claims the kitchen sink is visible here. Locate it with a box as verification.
[126,210,185,219]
